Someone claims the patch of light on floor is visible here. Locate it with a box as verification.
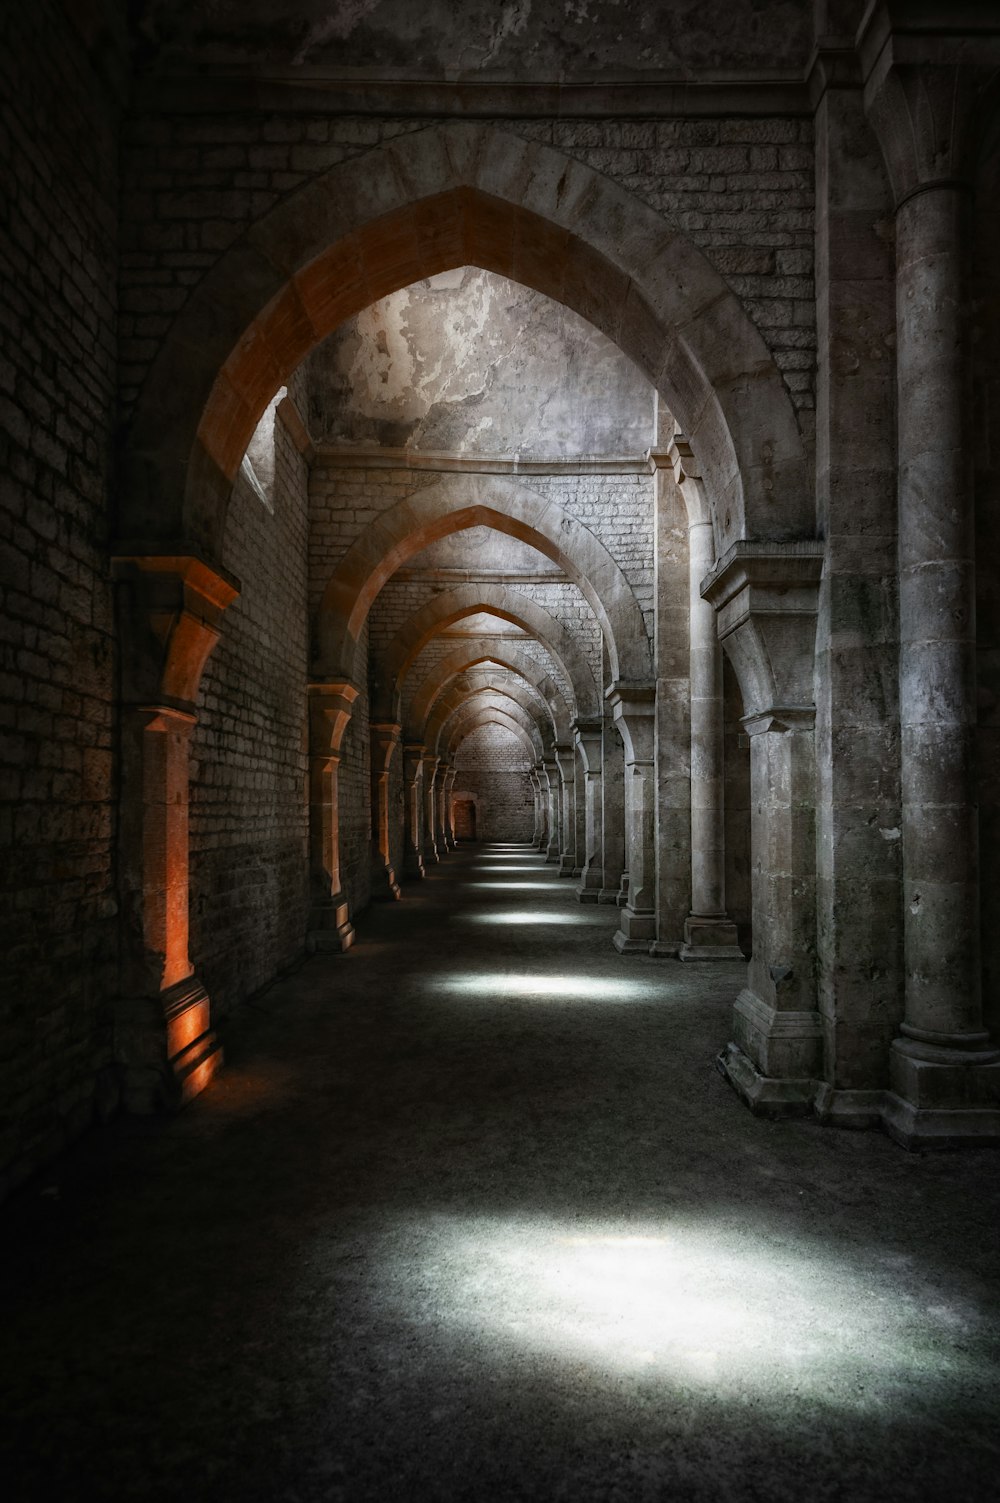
[468,881,558,891]
[380,1213,985,1409]
[469,864,545,872]
[442,973,643,999]
[456,910,589,926]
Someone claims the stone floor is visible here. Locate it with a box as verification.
[3,843,1000,1502]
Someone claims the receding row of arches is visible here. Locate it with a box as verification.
[108,104,1000,1154]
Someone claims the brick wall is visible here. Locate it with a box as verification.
[189,404,310,1018]
[0,0,123,1195]
[311,461,652,662]
[119,114,815,426]
[453,723,534,841]
[515,119,816,422]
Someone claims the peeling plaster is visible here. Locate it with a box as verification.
[308,268,654,458]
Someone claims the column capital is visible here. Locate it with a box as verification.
[113,548,240,710]
[858,3,1000,204]
[309,680,361,755]
[605,683,656,765]
[701,542,824,722]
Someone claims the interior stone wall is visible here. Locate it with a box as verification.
[453,723,534,842]
[117,112,816,431]
[0,0,123,1194]
[189,406,310,1020]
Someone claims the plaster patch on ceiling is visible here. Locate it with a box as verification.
[307,267,654,457]
[292,0,383,64]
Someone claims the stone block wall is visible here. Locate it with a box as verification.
[118,113,815,431]
[310,462,653,657]
[453,723,534,841]
[0,0,123,1194]
[189,405,310,1019]
[514,118,816,423]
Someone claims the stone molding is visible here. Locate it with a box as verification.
[701,541,824,720]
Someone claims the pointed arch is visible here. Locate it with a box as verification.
[407,644,572,743]
[447,710,537,766]
[373,582,600,720]
[433,685,548,761]
[122,121,810,559]
[319,473,650,684]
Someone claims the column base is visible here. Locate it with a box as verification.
[715,1041,815,1118]
[882,1040,1000,1148]
[558,854,576,876]
[812,1084,885,1130]
[308,895,355,952]
[576,883,602,904]
[679,914,744,961]
[612,906,656,953]
[733,986,824,1080]
[371,861,401,900]
[307,922,355,954]
[649,939,681,957]
[404,857,426,880]
[597,888,620,905]
[115,975,223,1115]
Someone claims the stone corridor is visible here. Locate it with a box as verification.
[3,842,999,1502]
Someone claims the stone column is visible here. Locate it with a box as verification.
[682,506,742,960]
[554,744,577,876]
[810,50,902,1127]
[599,717,625,904]
[402,742,426,881]
[422,754,440,864]
[370,721,402,900]
[890,178,1000,1133]
[863,27,1000,1144]
[436,763,451,847]
[574,720,604,902]
[649,447,692,957]
[573,744,586,877]
[307,681,360,953]
[112,552,238,1113]
[529,767,546,848]
[541,758,561,863]
[703,544,825,1114]
[608,684,657,953]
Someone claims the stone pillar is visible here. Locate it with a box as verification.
[703,544,825,1114]
[436,763,451,847]
[599,717,625,904]
[112,552,238,1113]
[529,766,546,848]
[402,742,426,881]
[810,50,902,1127]
[574,720,604,902]
[541,758,560,863]
[422,754,441,864]
[608,685,657,954]
[863,25,1000,1144]
[572,745,586,877]
[890,179,1000,1136]
[370,721,402,900]
[648,447,692,957]
[307,681,360,953]
[554,744,577,876]
[682,505,742,960]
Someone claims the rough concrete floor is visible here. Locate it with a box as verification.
[3,843,1000,1503]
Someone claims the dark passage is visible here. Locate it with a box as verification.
[3,845,999,1502]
